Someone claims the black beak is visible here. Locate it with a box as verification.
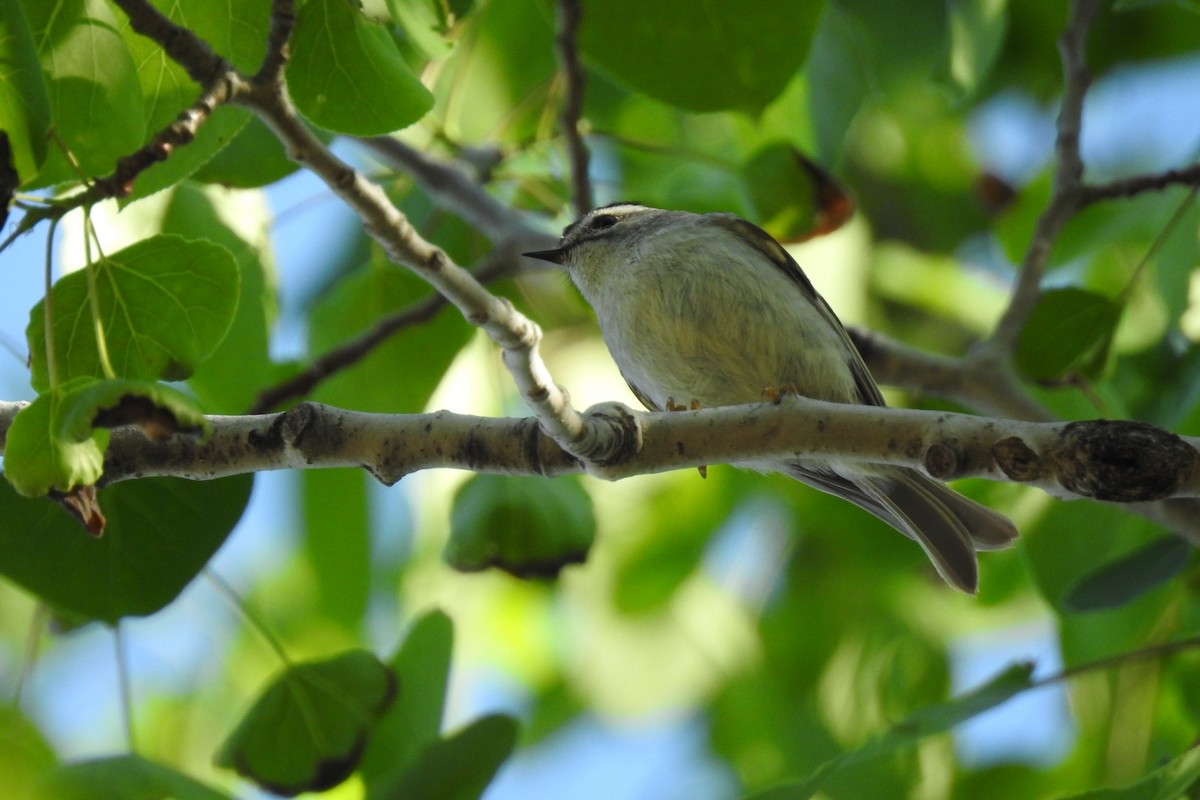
[523,248,567,265]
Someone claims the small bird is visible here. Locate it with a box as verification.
[525,203,1017,593]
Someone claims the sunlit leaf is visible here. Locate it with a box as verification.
[0,474,253,622]
[3,379,108,497]
[56,377,208,442]
[289,0,433,134]
[159,182,278,414]
[23,0,145,187]
[217,650,397,796]
[0,0,51,182]
[0,706,57,800]
[27,235,240,391]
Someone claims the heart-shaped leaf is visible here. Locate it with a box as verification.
[0,474,252,622]
[27,234,239,391]
[217,650,397,796]
[447,475,595,578]
[288,0,433,134]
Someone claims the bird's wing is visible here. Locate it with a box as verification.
[710,214,886,407]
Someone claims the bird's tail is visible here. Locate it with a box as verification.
[786,464,1018,593]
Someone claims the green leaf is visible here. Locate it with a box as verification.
[191,115,311,188]
[288,0,434,135]
[362,610,454,792]
[0,706,57,800]
[27,234,240,392]
[0,0,51,182]
[1014,288,1122,381]
[578,0,821,115]
[0,474,253,622]
[386,0,456,60]
[34,755,231,800]
[159,182,277,413]
[23,0,146,187]
[741,143,853,243]
[744,663,1036,800]
[302,469,370,629]
[938,0,1008,99]
[216,650,397,796]
[4,379,109,497]
[806,0,947,162]
[56,378,209,442]
[803,6,871,165]
[114,0,270,200]
[446,475,595,578]
[1057,744,1200,799]
[369,714,518,800]
[1062,536,1192,613]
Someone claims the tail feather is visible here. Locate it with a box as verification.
[785,463,1018,594]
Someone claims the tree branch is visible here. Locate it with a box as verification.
[356,136,552,247]
[1079,163,1200,205]
[849,328,1055,421]
[987,0,1098,353]
[102,0,626,468]
[553,0,593,216]
[3,399,1198,541]
[246,247,524,414]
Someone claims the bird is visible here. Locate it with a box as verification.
[525,203,1017,593]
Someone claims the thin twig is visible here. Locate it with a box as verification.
[0,82,233,255]
[1080,163,1200,205]
[554,0,593,215]
[247,248,522,413]
[1033,634,1200,689]
[256,0,296,83]
[988,0,1099,353]
[357,137,549,246]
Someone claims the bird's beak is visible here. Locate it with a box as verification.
[523,248,567,265]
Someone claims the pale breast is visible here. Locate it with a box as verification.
[597,236,861,410]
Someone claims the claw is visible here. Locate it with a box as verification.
[762,384,799,404]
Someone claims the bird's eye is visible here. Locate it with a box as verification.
[591,214,619,230]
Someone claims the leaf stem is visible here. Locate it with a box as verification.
[83,212,117,380]
[114,623,138,752]
[204,568,292,667]
[42,220,60,389]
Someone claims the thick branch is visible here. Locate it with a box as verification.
[849,328,1054,421]
[4,398,1199,516]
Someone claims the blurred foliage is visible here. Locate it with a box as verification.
[1,0,1199,798]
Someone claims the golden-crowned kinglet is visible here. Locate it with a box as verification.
[526,203,1017,593]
